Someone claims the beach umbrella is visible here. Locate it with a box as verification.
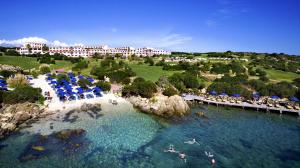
[210,91,217,95]
[0,79,6,83]
[76,87,84,94]
[78,75,85,79]
[252,93,260,98]
[87,77,94,83]
[289,96,299,102]
[233,94,241,97]
[270,95,280,99]
[93,87,102,92]
[219,93,228,96]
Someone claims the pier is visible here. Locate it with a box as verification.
[183,94,300,116]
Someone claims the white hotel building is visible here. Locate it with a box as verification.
[18,42,171,57]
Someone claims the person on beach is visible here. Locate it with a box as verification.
[184,138,199,145]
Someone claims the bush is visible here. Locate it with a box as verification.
[144,57,154,66]
[0,53,3,56]
[31,70,39,78]
[163,87,178,97]
[38,56,55,64]
[72,61,88,71]
[183,73,200,88]
[56,74,70,83]
[0,70,15,78]
[4,49,20,56]
[95,81,111,91]
[7,74,29,88]
[78,78,92,89]
[259,75,269,82]
[3,86,43,104]
[39,64,51,74]
[122,78,157,98]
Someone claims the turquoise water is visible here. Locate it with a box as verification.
[0,103,300,168]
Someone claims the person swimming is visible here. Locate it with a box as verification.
[184,138,199,145]
[179,152,187,163]
[164,144,178,153]
[211,158,216,166]
[205,151,214,158]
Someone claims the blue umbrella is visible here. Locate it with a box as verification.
[210,91,217,95]
[252,93,260,98]
[0,79,6,83]
[233,94,241,97]
[219,93,228,96]
[289,97,299,102]
[78,75,85,79]
[87,77,94,83]
[271,95,280,99]
[76,87,84,94]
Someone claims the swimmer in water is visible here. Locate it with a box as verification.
[211,158,216,166]
[164,144,178,153]
[184,138,199,145]
[205,151,214,158]
[179,152,187,163]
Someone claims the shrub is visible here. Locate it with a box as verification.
[78,79,92,89]
[3,86,43,104]
[183,73,200,88]
[38,56,55,64]
[31,70,39,78]
[39,64,51,74]
[259,75,269,82]
[163,87,178,97]
[72,61,88,71]
[0,70,15,79]
[144,57,154,66]
[122,78,157,98]
[95,81,111,91]
[56,74,70,83]
[4,49,20,56]
[7,74,29,88]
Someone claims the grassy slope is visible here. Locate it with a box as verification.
[265,69,299,82]
[128,63,182,82]
[0,55,39,69]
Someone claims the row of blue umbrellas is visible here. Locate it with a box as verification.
[0,79,7,90]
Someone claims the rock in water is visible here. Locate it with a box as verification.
[128,94,190,117]
[80,103,102,112]
[0,102,44,139]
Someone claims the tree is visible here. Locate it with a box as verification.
[163,87,178,97]
[144,57,154,66]
[72,60,88,71]
[0,70,15,79]
[3,86,43,104]
[183,73,200,88]
[95,81,111,91]
[56,74,70,83]
[26,44,32,54]
[7,74,29,88]
[42,45,49,52]
[78,78,92,89]
[5,49,20,56]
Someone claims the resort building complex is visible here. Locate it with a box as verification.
[17,42,171,57]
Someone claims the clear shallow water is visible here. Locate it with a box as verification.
[0,103,300,168]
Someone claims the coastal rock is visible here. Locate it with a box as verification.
[128,94,190,117]
[55,129,86,140]
[0,102,44,139]
[80,103,102,112]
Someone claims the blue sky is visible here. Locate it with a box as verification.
[0,0,300,54]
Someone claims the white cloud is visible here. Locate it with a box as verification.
[157,34,192,47]
[0,37,48,46]
[52,40,68,47]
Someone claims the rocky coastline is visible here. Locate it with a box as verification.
[0,102,47,139]
[0,102,102,140]
[127,94,190,117]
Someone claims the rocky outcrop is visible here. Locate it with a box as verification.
[0,64,22,72]
[0,103,45,139]
[128,94,190,117]
[80,103,101,112]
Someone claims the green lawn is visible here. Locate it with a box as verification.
[0,55,40,69]
[265,69,299,82]
[128,63,182,82]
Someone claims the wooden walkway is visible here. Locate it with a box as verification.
[182,94,300,116]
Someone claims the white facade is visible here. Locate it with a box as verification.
[17,42,171,57]
[18,42,45,55]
